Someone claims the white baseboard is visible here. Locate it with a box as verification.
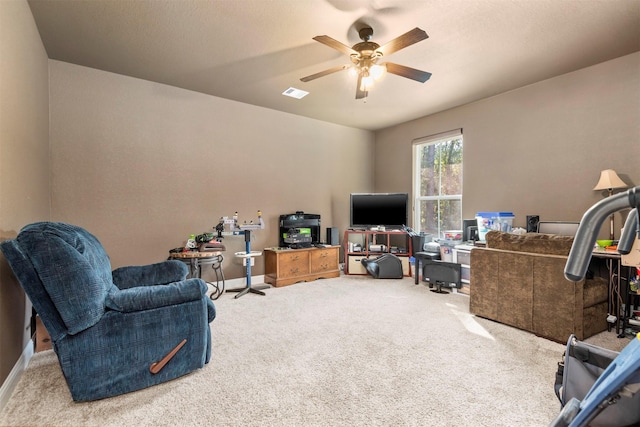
[206,275,266,292]
[0,341,33,413]
[228,275,265,287]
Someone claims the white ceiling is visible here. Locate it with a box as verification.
[27,0,640,131]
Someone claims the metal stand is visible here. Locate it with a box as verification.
[226,230,269,298]
[208,254,226,300]
[430,281,450,294]
[169,252,226,300]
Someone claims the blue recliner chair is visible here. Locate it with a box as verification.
[0,222,216,401]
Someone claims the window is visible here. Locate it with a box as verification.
[413,129,463,238]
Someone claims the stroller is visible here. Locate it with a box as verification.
[550,186,640,427]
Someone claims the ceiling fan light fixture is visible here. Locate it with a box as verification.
[370,64,386,80]
[302,26,430,99]
[360,72,374,91]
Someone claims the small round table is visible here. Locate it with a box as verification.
[169,251,225,300]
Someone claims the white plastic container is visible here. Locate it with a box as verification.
[443,230,463,241]
[439,241,456,262]
[476,212,515,241]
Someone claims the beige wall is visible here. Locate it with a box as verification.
[49,61,375,279]
[2,0,638,393]
[0,0,50,386]
[376,52,640,238]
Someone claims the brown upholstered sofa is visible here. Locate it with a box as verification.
[469,231,609,343]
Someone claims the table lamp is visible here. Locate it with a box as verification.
[593,169,627,240]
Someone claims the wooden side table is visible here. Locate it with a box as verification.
[169,251,225,300]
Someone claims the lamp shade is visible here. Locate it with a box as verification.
[593,169,627,191]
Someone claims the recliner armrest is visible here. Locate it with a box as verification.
[105,278,207,312]
[112,260,189,289]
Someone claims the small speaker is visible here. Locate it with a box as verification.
[326,227,339,246]
[526,215,540,233]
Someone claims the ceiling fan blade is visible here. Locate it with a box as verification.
[383,62,432,83]
[300,64,350,82]
[355,73,368,99]
[376,27,428,57]
[312,35,358,55]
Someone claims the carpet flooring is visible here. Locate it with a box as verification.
[0,275,630,426]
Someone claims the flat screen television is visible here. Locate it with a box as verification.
[350,193,409,230]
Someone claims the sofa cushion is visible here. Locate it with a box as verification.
[485,230,574,256]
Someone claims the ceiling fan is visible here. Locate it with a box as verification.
[301,26,431,99]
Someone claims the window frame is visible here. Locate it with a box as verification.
[412,129,463,238]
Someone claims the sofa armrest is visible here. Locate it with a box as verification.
[105,278,207,312]
[112,260,188,289]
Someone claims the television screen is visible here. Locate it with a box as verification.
[350,193,409,229]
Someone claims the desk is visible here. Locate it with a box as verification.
[592,248,624,334]
[169,251,225,300]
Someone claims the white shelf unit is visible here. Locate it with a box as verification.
[453,243,474,285]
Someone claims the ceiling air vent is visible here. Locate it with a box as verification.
[282,87,309,99]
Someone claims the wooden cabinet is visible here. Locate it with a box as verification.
[264,246,340,287]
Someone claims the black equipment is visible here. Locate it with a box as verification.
[527,215,540,233]
[279,212,321,248]
[420,260,461,293]
[462,219,478,242]
[360,254,404,279]
[283,228,313,247]
[326,227,339,246]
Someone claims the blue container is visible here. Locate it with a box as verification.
[476,212,515,241]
